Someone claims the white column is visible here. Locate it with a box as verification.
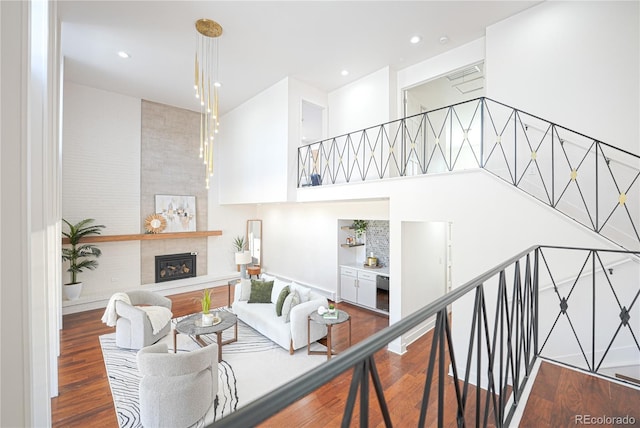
[1,1,32,425]
[1,0,59,425]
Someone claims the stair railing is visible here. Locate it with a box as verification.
[298,97,640,250]
[213,245,639,427]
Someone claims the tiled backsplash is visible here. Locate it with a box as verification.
[365,220,389,268]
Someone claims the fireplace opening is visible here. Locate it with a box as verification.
[155,252,197,283]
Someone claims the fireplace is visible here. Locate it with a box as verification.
[155,252,197,283]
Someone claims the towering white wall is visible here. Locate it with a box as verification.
[328,66,391,136]
[218,78,289,204]
[486,1,639,154]
[62,83,141,299]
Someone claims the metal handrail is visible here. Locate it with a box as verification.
[297,97,640,250]
[212,245,639,427]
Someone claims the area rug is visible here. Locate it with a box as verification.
[100,309,328,427]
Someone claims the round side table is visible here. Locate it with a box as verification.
[307,309,351,360]
[247,265,261,278]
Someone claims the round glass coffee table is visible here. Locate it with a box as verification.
[174,310,238,362]
[307,309,351,360]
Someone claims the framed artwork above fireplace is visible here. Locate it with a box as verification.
[155,194,196,233]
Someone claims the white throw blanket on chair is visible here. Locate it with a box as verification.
[101,292,172,334]
[139,306,173,334]
[101,292,131,327]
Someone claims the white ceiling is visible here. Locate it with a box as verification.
[59,1,540,116]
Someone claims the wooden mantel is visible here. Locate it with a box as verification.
[62,230,222,244]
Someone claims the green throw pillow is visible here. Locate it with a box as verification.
[248,280,274,303]
[275,286,290,316]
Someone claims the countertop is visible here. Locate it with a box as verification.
[340,263,389,276]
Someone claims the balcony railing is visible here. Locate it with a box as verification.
[213,245,640,427]
[298,97,640,250]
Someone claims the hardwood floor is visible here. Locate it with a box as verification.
[52,287,640,427]
[519,361,640,427]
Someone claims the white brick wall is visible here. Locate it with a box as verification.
[62,83,141,297]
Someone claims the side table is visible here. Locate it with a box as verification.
[247,265,261,278]
[307,309,351,360]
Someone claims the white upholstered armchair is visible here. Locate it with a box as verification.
[115,290,172,350]
[137,342,219,428]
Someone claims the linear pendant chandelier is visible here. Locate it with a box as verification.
[194,18,223,189]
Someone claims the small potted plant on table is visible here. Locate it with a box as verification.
[199,289,215,326]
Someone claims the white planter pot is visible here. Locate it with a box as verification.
[201,313,215,326]
[64,282,83,301]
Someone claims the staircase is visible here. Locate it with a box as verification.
[298,97,640,251]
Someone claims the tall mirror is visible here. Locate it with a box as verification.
[247,219,262,267]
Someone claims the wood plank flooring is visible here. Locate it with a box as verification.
[518,361,640,427]
[52,287,640,427]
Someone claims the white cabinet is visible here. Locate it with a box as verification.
[340,267,358,303]
[357,270,377,308]
[340,266,377,309]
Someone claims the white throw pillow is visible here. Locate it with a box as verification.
[261,273,276,282]
[290,282,311,303]
[281,290,300,323]
[271,278,291,303]
[238,279,252,301]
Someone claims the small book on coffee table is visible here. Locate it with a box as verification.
[323,311,338,320]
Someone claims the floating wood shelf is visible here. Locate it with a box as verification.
[62,230,222,244]
[340,243,364,248]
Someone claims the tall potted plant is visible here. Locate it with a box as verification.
[61,218,106,300]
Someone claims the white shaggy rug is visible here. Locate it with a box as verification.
[100,310,327,427]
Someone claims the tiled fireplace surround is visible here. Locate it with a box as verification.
[140,100,208,285]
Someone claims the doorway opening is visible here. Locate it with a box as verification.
[301,99,325,145]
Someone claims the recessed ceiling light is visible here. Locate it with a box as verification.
[410,35,421,44]
[341,70,349,76]
[439,36,449,45]
[117,51,131,59]
[214,81,222,88]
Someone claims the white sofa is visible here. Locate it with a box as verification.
[232,274,328,354]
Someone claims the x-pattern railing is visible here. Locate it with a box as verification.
[298,97,640,250]
[214,246,637,427]
[537,246,640,376]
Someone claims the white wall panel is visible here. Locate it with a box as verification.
[62,83,141,298]
[328,67,391,136]
[62,83,141,232]
[486,1,639,154]
[218,78,289,204]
